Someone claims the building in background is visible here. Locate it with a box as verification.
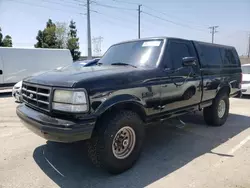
[240,56,250,65]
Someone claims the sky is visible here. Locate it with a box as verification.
[0,0,249,56]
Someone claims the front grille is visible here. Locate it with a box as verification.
[22,82,51,112]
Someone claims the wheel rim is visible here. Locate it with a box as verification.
[112,126,136,159]
[218,99,226,118]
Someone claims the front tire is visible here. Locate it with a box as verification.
[87,111,145,174]
[203,92,230,126]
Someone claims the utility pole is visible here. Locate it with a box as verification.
[138,4,142,39]
[209,26,219,43]
[87,0,92,59]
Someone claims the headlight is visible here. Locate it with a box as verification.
[52,90,88,112]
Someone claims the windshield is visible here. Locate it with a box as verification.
[242,66,250,74]
[99,39,164,68]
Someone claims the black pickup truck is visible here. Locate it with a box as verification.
[16,37,242,174]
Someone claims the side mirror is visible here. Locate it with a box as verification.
[182,57,197,67]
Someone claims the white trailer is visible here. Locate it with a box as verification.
[0,47,72,88]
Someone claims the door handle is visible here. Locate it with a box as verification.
[162,85,168,88]
[0,70,2,75]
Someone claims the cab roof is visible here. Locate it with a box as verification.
[113,36,235,49]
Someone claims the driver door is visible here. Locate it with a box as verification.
[160,39,202,113]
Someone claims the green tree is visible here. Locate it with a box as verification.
[0,27,13,47]
[2,35,12,47]
[67,20,81,61]
[34,30,44,48]
[34,19,58,48]
[44,19,58,48]
[0,28,3,45]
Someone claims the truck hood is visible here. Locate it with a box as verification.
[24,65,143,88]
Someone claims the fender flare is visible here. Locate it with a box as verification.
[94,94,146,119]
[216,82,231,95]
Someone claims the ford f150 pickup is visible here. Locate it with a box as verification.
[16,37,242,174]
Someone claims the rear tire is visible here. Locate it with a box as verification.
[203,92,229,126]
[87,110,145,174]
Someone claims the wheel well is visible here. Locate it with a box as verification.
[183,86,196,96]
[107,102,146,121]
[94,102,146,132]
[188,86,196,95]
[218,86,230,96]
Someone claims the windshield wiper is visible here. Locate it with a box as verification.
[111,62,137,68]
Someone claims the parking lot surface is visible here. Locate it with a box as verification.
[0,93,250,188]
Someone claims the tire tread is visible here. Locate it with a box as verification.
[203,92,229,126]
[87,110,144,174]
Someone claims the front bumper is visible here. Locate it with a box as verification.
[16,104,96,143]
[241,83,250,95]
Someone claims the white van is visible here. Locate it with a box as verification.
[0,47,72,88]
[242,64,250,95]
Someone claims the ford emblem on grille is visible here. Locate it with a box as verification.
[29,93,34,98]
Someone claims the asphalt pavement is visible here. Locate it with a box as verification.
[0,93,250,188]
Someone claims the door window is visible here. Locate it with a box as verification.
[199,45,223,67]
[169,42,192,69]
[220,48,237,66]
